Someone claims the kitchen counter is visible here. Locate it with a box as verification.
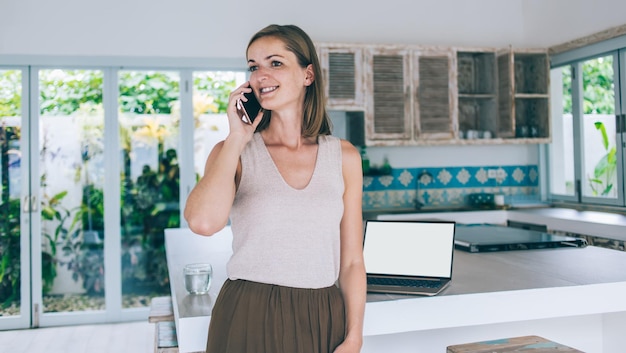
[165,226,626,353]
[507,207,626,241]
[377,207,626,242]
[362,200,551,220]
[363,206,509,219]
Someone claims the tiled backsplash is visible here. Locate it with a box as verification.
[363,165,539,210]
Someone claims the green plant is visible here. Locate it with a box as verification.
[1,69,236,299]
[63,184,105,295]
[118,72,179,114]
[119,138,180,294]
[40,185,107,295]
[39,70,104,116]
[193,72,238,113]
[40,190,75,293]
[0,196,21,309]
[58,116,107,295]
[0,126,21,309]
[118,118,176,223]
[0,70,22,117]
[588,121,617,196]
[562,56,615,115]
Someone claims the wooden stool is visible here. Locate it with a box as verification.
[155,321,179,353]
[446,335,584,353]
[149,296,177,353]
[149,296,174,323]
[149,296,205,353]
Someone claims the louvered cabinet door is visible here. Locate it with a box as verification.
[497,48,515,138]
[413,48,457,141]
[365,47,412,143]
[318,46,365,110]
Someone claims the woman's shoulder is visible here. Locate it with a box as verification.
[319,135,357,154]
[336,137,357,151]
[336,138,360,163]
[337,139,362,185]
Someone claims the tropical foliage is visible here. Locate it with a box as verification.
[561,55,615,115]
[1,69,236,116]
[560,56,617,197]
[0,68,236,311]
[589,122,617,196]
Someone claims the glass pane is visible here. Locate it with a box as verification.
[119,70,180,307]
[580,55,617,198]
[549,66,575,196]
[192,71,245,179]
[0,69,23,317]
[39,69,106,313]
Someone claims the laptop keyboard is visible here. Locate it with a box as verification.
[367,277,443,289]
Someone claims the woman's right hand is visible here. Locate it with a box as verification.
[226,82,264,145]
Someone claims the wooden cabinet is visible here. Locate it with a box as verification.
[456,49,498,138]
[414,48,456,140]
[317,42,551,146]
[365,47,412,142]
[318,45,365,110]
[363,47,457,145]
[497,48,550,141]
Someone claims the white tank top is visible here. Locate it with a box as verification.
[228,132,344,288]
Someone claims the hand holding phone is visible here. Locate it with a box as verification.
[236,91,262,124]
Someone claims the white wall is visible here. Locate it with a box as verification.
[3,0,625,58]
[367,144,538,169]
[1,0,525,58]
[522,0,626,48]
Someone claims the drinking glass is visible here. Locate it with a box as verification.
[183,263,212,295]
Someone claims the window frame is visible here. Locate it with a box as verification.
[547,37,626,208]
[0,55,246,329]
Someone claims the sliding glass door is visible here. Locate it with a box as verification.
[549,49,626,206]
[118,70,181,307]
[549,65,577,200]
[0,68,31,330]
[32,68,110,326]
[0,63,243,329]
[579,55,620,203]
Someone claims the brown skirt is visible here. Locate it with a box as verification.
[206,279,346,353]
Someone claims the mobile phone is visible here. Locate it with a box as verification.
[236,91,262,124]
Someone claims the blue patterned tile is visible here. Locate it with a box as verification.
[362,164,540,210]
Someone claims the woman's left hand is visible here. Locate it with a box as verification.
[333,339,362,353]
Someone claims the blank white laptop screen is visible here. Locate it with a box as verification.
[363,221,455,278]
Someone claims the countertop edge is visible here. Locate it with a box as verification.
[375,207,626,241]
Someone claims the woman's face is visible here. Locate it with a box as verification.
[246,36,313,114]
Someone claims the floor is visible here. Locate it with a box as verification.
[0,321,154,353]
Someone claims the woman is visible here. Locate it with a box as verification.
[184,24,365,353]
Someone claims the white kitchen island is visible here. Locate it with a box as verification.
[165,225,626,353]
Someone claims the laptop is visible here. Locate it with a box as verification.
[363,219,456,296]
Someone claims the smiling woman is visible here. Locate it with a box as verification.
[184,24,366,353]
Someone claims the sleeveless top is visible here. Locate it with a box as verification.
[228,132,344,289]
